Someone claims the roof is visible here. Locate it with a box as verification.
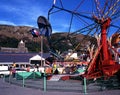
[29,54,45,60]
[0,52,50,63]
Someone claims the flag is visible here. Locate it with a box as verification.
[31,28,39,37]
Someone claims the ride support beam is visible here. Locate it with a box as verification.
[101,18,111,61]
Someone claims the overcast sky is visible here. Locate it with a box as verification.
[0,0,120,35]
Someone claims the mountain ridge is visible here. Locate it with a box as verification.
[0,24,96,53]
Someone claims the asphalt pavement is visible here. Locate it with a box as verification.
[0,78,120,95]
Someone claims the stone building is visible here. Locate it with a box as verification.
[0,40,28,53]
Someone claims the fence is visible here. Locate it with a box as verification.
[3,73,120,94]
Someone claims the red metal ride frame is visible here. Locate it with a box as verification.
[84,17,120,79]
[101,18,111,61]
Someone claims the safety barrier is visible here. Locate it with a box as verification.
[3,73,120,94]
[16,72,41,80]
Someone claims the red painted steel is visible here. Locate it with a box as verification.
[101,18,111,61]
[84,17,120,79]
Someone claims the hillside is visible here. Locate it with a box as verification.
[0,24,96,53]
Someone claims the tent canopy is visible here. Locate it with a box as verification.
[30,54,45,61]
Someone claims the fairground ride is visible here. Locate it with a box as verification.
[32,0,120,79]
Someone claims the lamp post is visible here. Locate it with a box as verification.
[40,35,47,92]
[34,15,52,92]
[41,36,43,67]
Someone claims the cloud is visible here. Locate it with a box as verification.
[0,0,77,32]
[0,20,16,26]
[0,0,50,27]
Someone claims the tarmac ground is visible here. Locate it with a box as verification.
[0,78,120,95]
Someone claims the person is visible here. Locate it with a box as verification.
[36,64,39,72]
[52,60,59,74]
[12,67,16,78]
[9,66,12,75]
[26,66,30,72]
[64,66,71,74]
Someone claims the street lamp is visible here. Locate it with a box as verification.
[31,16,52,92]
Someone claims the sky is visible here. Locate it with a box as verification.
[0,0,88,33]
[0,0,120,35]
[0,0,52,27]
